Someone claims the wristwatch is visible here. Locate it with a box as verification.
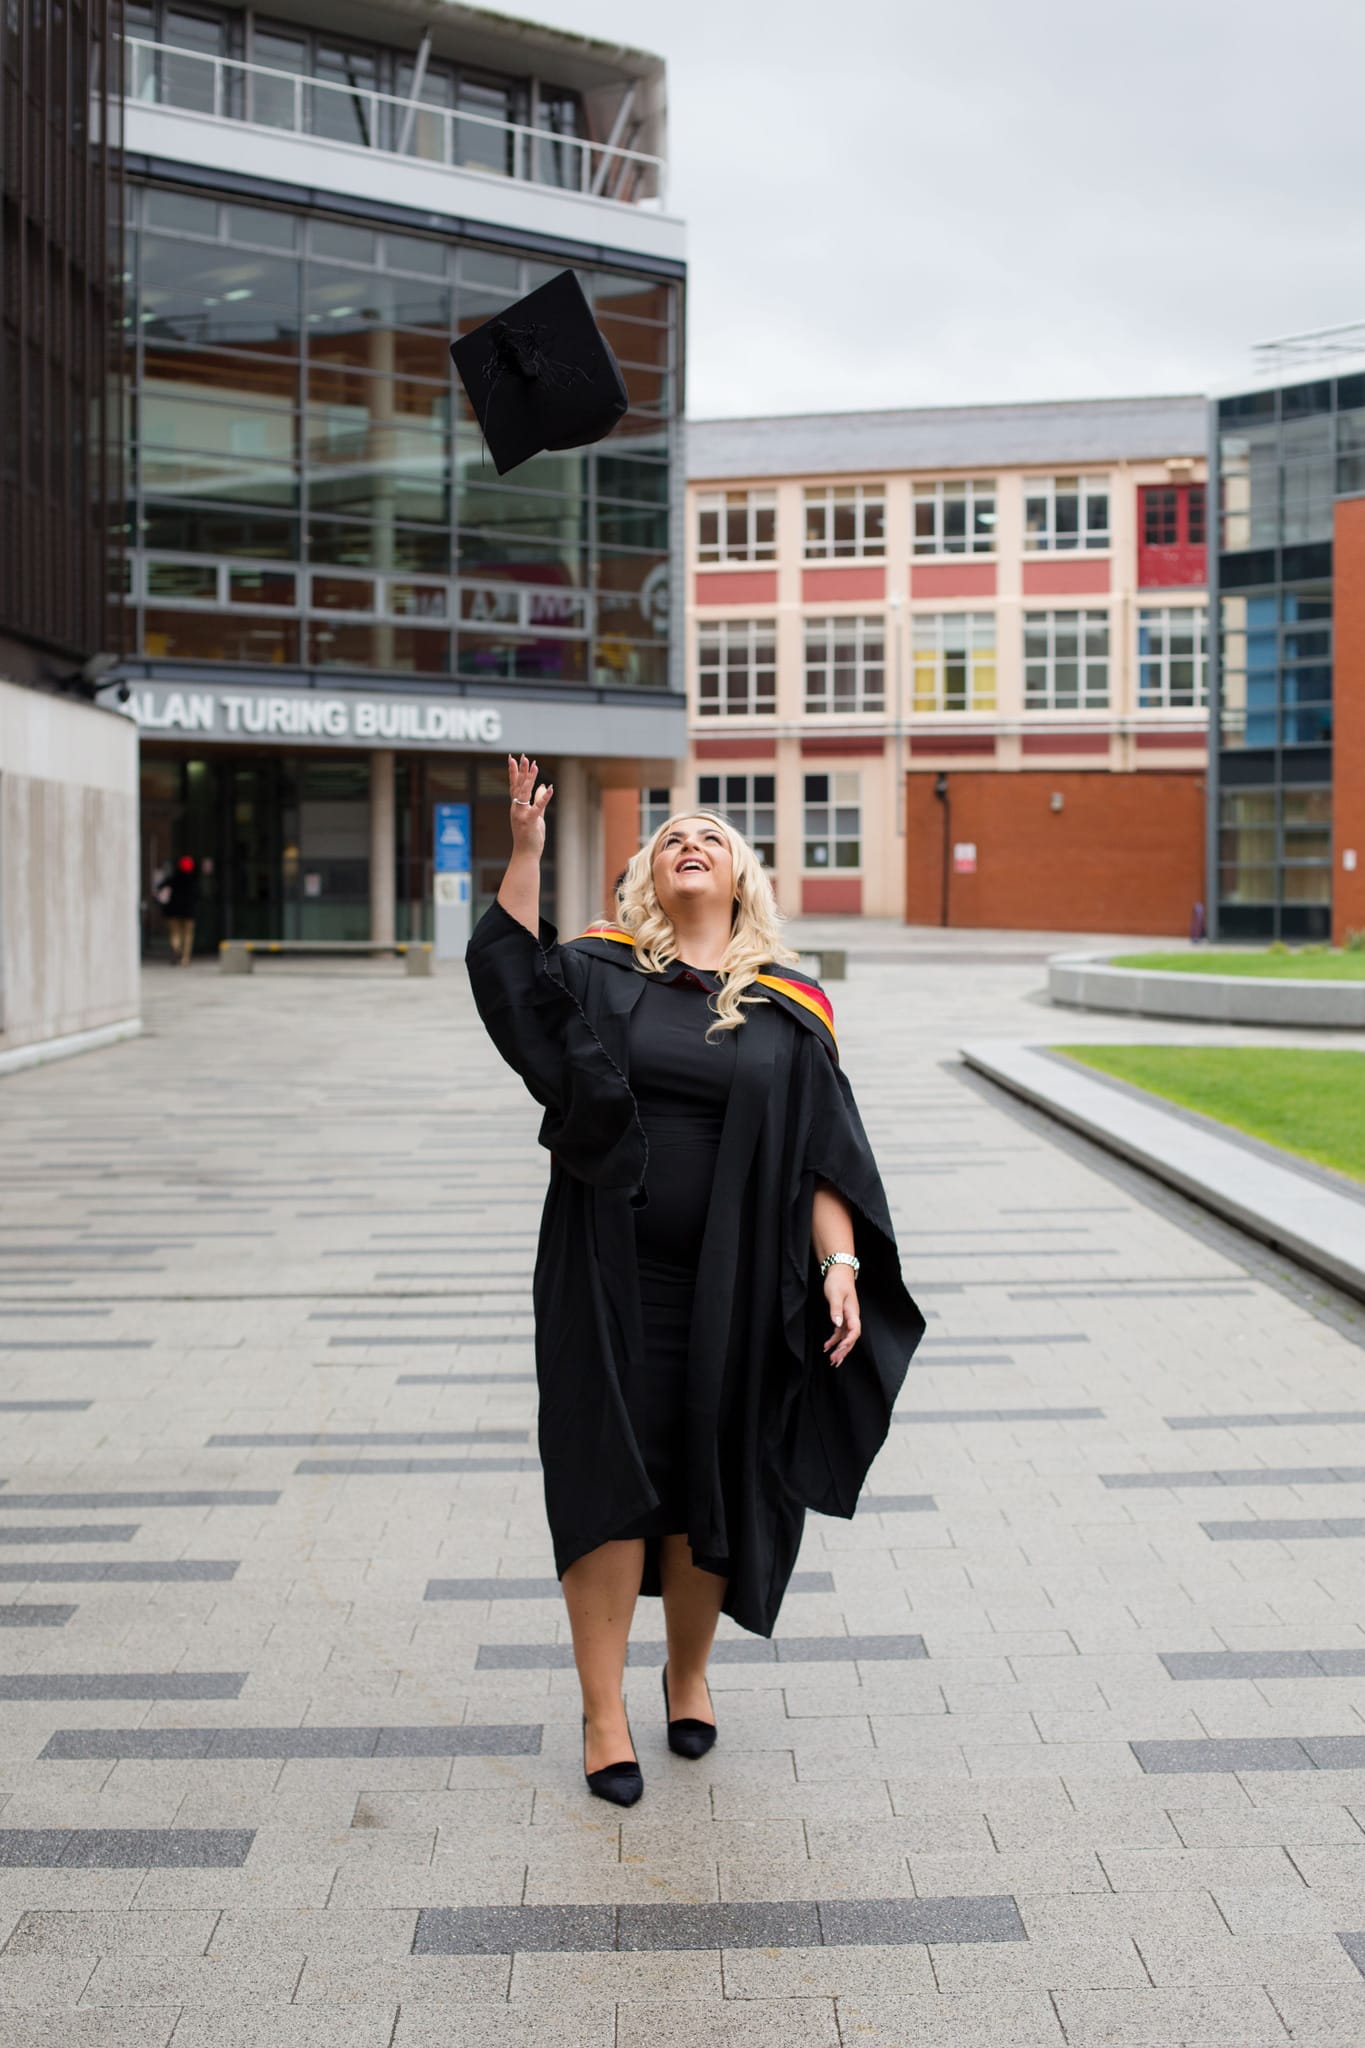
[819,1250,860,1279]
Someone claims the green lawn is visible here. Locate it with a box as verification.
[1055,1045,1365,1184]
[1110,949,1365,980]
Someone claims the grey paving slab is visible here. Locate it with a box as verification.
[0,1400,94,1411]
[893,1406,1105,1423]
[397,1373,537,1384]
[207,1431,529,1445]
[427,1572,834,1601]
[1168,1411,1365,1430]
[1202,1519,1365,1541]
[0,1673,245,1701]
[1132,1739,1317,1772]
[39,1723,542,1759]
[0,1525,137,1544]
[0,1603,76,1626]
[1105,1467,1365,1488]
[0,1561,238,1581]
[294,1457,540,1474]
[0,1830,253,1866]
[1161,1651,1365,1680]
[0,1491,279,1508]
[855,1496,938,1514]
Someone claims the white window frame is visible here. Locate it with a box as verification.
[1023,608,1110,711]
[1024,474,1110,553]
[802,769,861,873]
[695,617,777,717]
[911,612,997,714]
[1138,606,1209,710]
[695,488,777,564]
[696,772,776,868]
[913,478,997,556]
[803,615,885,715]
[803,483,885,560]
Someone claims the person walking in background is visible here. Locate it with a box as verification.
[466,753,923,1807]
[162,855,199,967]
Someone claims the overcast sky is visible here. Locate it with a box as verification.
[520,0,1365,419]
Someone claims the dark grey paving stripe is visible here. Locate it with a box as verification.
[1161,1650,1365,1681]
[1105,1469,1365,1489]
[0,1400,94,1412]
[907,1355,1019,1368]
[921,1333,1089,1346]
[208,1432,528,1448]
[1167,1411,1365,1431]
[0,1672,245,1701]
[327,1332,529,1346]
[1129,1736,1365,1773]
[41,1723,542,1760]
[475,1635,925,1670]
[1202,1519,1365,1541]
[0,1341,151,1353]
[1339,1933,1365,1980]
[0,1560,237,1582]
[296,1458,540,1475]
[0,1526,137,1545]
[0,1491,279,1509]
[397,1374,537,1386]
[311,1307,530,1319]
[0,1604,76,1627]
[413,1895,1022,1955]
[0,1829,253,1867]
[427,1573,834,1603]
[856,1495,937,1515]
[1009,1286,1255,1300]
[893,1407,1104,1424]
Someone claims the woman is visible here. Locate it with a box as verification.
[467,754,923,1806]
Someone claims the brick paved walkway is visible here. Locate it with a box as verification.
[0,952,1363,2046]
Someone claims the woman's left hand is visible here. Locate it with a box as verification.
[822,1267,861,1368]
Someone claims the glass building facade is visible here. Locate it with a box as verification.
[122,186,677,691]
[107,0,686,959]
[1210,371,1363,939]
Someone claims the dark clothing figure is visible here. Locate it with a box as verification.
[163,862,199,920]
[465,901,924,1638]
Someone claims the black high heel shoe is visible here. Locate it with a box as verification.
[582,1713,643,1806]
[662,1663,717,1760]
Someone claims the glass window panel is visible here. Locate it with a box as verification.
[142,607,299,663]
[310,328,449,379]
[311,519,449,572]
[225,204,297,249]
[139,393,295,462]
[144,190,218,236]
[143,504,299,559]
[228,568,295,606]
[139,452,298,507]
[311,621,451,674]
[311,574,375,611]
[457,629,589,685]
[146,560,216,598]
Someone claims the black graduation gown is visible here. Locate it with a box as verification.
[465,899,925,1638]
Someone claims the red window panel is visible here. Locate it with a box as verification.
[1138,484,1207,589]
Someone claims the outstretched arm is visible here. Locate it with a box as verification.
[496,752,554,935]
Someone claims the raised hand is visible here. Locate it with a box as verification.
[507,752,553,862]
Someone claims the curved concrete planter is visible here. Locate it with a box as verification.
[1048,952,1365,1028]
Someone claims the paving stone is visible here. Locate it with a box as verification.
[0,1605,75,1626]
[0,1829,254,1867]
[395,2005,614,2047]
[1052,1985,1291,2043]
[3,1909,220,1956]
[0,1562,238,1582]
[0,1526,138,1545]
[0,1674,245,1702]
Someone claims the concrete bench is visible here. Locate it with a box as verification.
[219,940,434,978]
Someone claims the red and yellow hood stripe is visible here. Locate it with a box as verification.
[573,925,837,1053]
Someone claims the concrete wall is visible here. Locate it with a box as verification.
[905,766,1205,934]
[0,681,140,1055]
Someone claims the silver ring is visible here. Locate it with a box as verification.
[511,796,533,806]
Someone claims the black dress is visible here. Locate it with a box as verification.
[464,902,926,1637]
[621,973,737,1539]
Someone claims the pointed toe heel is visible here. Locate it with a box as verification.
[582,1715,643,1806]
[662,1663,717,1761]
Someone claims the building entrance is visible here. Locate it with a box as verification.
[138,748,558,957]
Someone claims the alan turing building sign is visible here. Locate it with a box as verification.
[108,685,504,749]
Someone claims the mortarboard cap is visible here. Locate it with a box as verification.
[450,268,629,477]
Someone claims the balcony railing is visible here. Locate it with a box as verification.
[121,36,666,208]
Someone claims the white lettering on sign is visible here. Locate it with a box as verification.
[119,688,502,750]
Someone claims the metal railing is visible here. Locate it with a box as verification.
[1252,320,1365,377]
[120,37,666,208]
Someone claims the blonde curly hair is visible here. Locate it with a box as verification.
[613,811,800,1038]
